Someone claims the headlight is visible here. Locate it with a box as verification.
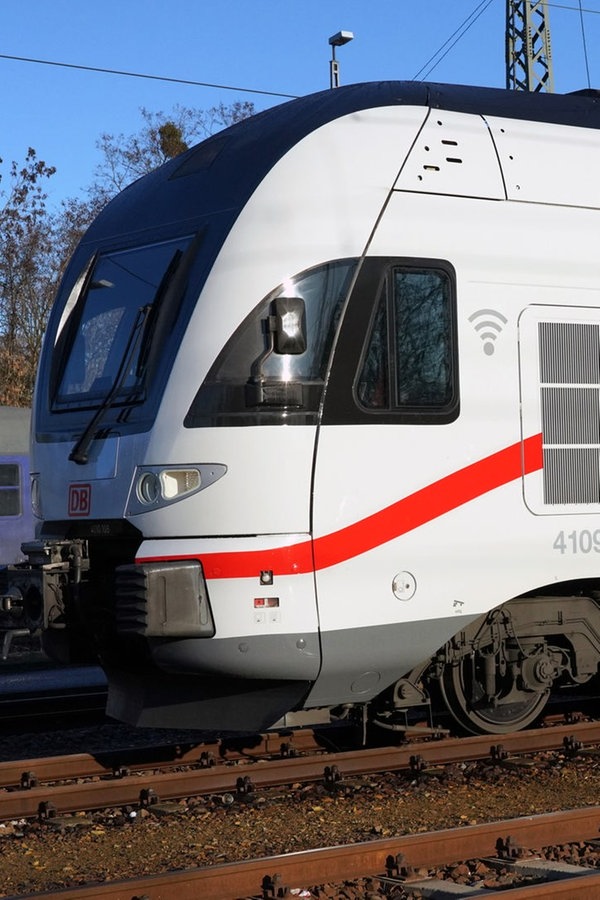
[137,472,161,505]
[159,468,201,499]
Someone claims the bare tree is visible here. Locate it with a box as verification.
[0,149,56,405]
[91,101,255,199]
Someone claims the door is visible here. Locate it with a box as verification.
[307,256,466,707]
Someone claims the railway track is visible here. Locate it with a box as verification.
[3,715,600,897]
[6,806,600,899]
[2,715,600,822]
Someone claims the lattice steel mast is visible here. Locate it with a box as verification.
[506,0,555,91]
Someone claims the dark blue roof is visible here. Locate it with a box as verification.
[82,80,600,249]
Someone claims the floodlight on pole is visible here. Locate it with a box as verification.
[329,30,354,89]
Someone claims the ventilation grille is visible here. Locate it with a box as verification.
[539,322,600,505]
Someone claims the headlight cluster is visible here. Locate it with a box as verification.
[127,463,227,515]
[137,468,201,505]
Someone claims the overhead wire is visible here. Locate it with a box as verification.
[1,2,598,98]
[411,0,496,82]
[0,52,299,100]
[1,8,499,103]
[413,1,599,86]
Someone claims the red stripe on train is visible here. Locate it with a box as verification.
[136,434,543,578]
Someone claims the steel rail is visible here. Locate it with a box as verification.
[6,805,600,900]
[0,729,320,788]
[2,719,600,821]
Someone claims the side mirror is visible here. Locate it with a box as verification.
[272,297,306,354]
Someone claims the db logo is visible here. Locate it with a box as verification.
[68,483,92,517]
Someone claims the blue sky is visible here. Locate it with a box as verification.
[1,1,598,206]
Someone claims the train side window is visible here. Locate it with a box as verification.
[358,266,454,413]
[0,464,21,517]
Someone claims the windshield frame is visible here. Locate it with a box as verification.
[34,224,209,443]
[50,235,195,413]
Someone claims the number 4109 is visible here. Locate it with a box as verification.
[553,530,600,554]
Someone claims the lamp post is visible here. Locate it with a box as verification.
[329,30,354,88]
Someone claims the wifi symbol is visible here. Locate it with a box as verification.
[468,308,508,356]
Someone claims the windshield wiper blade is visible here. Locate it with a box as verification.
[69,304,151,465]
[135,249,183,379]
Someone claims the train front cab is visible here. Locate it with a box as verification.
[26,85,600,733]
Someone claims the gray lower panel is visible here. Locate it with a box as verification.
[116,614,477,729]
[149,630,321,681]
[105,666,311,732]
[305,614,475,707]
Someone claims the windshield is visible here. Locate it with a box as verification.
[52,236,192,409]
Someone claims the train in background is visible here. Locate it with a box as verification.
[0,406,34,657]
[5,80,600,736]
[0,407,32,564]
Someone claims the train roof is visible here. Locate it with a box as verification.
[79,80,600,254]
[0,407,30,455]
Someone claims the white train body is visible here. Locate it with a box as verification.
[18,82,600,732]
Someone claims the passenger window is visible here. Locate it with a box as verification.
[0,464,21,516]
[358,266,454,412]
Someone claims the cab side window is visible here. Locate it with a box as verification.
[357,266,455,414]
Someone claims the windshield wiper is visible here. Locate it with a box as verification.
[135,249,183,379]
[69,304,151,465]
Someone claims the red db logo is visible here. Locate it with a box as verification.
[68,483,91,517]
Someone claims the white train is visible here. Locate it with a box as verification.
[10,81,600,734]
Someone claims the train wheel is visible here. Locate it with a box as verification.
[439,654,549,735]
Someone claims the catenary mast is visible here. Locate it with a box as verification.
[506,0,555,91]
